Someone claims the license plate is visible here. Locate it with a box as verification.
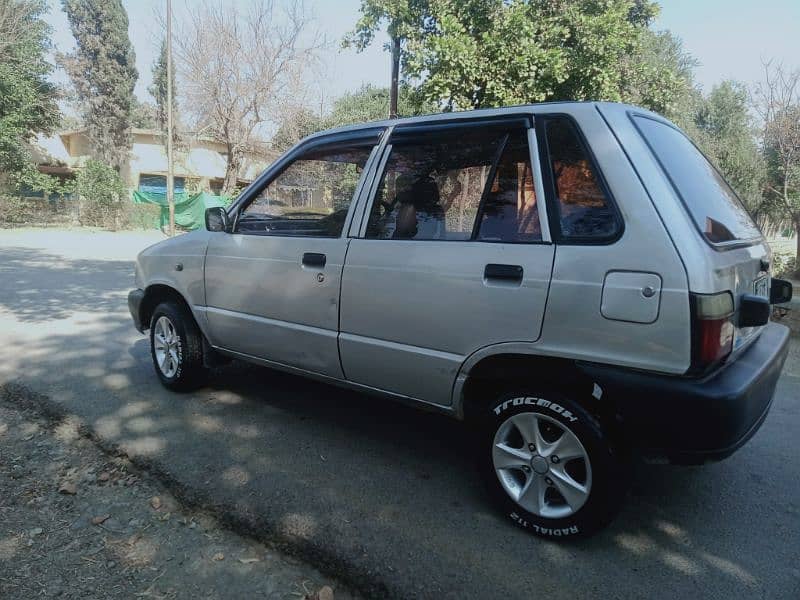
[754,276,769,298]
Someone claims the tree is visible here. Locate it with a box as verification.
[271,84,438,151]
[59,0,138,171]
[271,108,323,153]
[176,0,321,194]
[326,83,436,126]
[691,81,765,217]
[753,63,800,273]
[623,29,696,117]
[345,0,689,113]
[131,99,157,129]
[149,38,177,134]
[0,0,59,186]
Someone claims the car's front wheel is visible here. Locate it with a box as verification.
[149,301,206,391]
[483,390,627,539]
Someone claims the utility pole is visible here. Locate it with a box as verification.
[389,35,400,119]
[166,0,175,236]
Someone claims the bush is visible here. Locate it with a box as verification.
[773,253,797,280]
[0,194,81,227]
[74,159,128,228]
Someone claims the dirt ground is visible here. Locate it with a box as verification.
[0,385,355,600]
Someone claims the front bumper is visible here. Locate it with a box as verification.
[128,288,145,332]
[578,322,790,464]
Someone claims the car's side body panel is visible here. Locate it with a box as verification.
[530,104,691,376]
[339,240,556,404]
[203,234,349,378]
[135,229,212,335]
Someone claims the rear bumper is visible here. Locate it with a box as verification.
[577,322,790,464]
[128,288,145,332]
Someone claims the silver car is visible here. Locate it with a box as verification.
[128,102,792,538]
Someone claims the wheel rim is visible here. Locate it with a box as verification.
[492,412,592,519]
[153,316,180,378]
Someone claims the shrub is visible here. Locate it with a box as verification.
[773,253,797,280]
[74,159,127,228]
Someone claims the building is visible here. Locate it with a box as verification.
[28,128,276,197]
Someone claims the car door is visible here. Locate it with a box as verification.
[339,118,555,405]
[203,130,383,378]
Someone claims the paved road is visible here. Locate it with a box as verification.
[1,229,799,599]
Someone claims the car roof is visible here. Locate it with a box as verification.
[302,101,642,142]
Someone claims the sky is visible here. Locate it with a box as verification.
[44,0,800,110]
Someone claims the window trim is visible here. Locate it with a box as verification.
[628,111,763,251]
[356,118,550,245]
[537,113,624,245]
[230,130,384,239]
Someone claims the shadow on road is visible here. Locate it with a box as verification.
[0,247,132,321]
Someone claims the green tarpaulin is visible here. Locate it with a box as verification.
[131,190,232,230]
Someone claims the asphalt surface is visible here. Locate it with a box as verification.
[1,229,799,599]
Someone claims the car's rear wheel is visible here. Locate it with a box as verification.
[483,390,627,539]
[149,301,206,391]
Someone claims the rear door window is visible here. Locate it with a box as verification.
[633,115,761,245]
[365,125,542,242]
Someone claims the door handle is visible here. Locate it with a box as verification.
[484,263,523,282]
[302,252,326,268]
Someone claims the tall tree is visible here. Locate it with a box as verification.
[176,0,321,194]
[345,0,688,113]
[149,38,177,134]
[59,0,138,171]
[0,0,59,185]
[753,63,800,272]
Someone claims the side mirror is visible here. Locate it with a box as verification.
[770,278,793,304]
[739,294,770,328]
[205,206,230,232]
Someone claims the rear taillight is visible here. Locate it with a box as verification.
[690,292,735,371]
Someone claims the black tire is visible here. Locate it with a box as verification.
[482,390,627,539]
[149,301,206,392]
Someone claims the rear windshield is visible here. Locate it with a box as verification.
[633,115,761,245]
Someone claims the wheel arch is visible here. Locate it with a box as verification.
[456,351,606,426]
[140,283,200,334]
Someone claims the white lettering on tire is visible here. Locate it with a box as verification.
[493,396,578,422]
[510,512,579,536]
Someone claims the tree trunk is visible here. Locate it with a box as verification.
[222,151,241,196]
[795,220,800,279]
[389,35,400,119]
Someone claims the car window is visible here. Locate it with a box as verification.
[476,131,541,242]
[237,143,373,237]
[544,117,618,240]
[365,127,541,242]
[633,115,761,244]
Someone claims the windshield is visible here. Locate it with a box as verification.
[633,115,762,245]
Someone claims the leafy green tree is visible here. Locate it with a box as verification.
[325,83,436,126]
[624,29,696,117]
[754,64,800,272]
[131,99,157,129]
[691,81,765,216]
[271,108,324,153]
[346,0,688,113]
[149,38,177,134]
[272,84,437,151]
[60,0,138,171]
[0,0,59,186]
